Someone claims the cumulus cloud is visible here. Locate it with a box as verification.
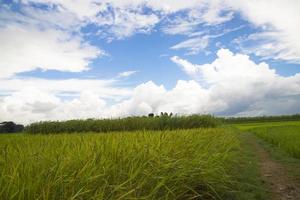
[2,49,300,124]
[1,1,300,124]
[0,89,108,123]
[0,25,102,78]
[171,49,300,115]
[171,56,200,78]
[0,77,132,124]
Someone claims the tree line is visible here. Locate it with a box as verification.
[0,122,24,133]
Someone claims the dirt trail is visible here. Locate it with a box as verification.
[247,134,300,200]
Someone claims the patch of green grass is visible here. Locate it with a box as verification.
[230,133,270,200]
[0,128,243,200]
[250,125,300,159]
[0,128,271,200]
[232,120,300,131]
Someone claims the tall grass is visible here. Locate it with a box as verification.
[251,125,300,159]
[25,115,221,134]
[0,128,240,199]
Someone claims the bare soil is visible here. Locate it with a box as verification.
[248,134,300,200]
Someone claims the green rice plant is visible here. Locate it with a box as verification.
[233,120,300,131]
[251,125,300,159]
[0,128,241,200]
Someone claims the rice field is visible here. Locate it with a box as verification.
[232,120,300,131]
[251,125,300,159]
[0,128,245,200]
[2,119,300,199]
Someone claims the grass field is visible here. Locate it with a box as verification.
[1,119,300,199]
[249,125,300,159]
[0,128,270,200]
[232,121,300,159]
[231,120,300,131]
[0,128,251,200]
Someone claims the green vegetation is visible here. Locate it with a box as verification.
[0,128,267,200]
[13,114,300,134]
[25,115,221,134]
[251,125,300,159]
[232,120,300,131]
[0,121,24,133]
[2,116,300,199]
[224,114,300,124]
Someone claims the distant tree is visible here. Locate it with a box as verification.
[0,121,24,133]
[148,113,154,118]
[15,124,24,132]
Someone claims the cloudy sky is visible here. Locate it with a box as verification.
[1,0,300,124]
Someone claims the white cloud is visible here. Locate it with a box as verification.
[19,0,233,40]
[169,25,245,55]
[161,0,300,61]
[118,70,139,78]
[1,1,300,123]
[2,49,300,124]
[0,89,108,123]
[0,77,133,124]
[105,0,203,14]
[22,0,161,40]
[0,25,102,78]
[161,2,233,36]
[0,78,132,99]
[171,49,300,115]
[161,19,201,36]
[14,0,300,61]
[226,0,300,63]
[171,37,209,55]
[96,9,160,39]
[23,0,104,20]
[172,49,277,84]
[171,56,199,77]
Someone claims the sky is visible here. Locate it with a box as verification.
[1,0,300,124]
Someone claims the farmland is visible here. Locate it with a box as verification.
[250,125,300,159]
[0,128,258,200]
[0,117,300,199]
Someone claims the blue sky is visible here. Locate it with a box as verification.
[1,0,300,123]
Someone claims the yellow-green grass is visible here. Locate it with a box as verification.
[0,128,247,200]
[232,120,300,131]
[250,125,300,159]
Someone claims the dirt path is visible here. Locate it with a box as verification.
[247,134,300,200]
